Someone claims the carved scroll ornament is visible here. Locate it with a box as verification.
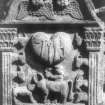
[4,0,84,22]
[31,32,72,65]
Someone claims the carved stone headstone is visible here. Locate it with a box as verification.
[0,1,105,105]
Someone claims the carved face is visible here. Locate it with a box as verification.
[54,65,65,75]
[32,0,44,5]
[57,0,70,7]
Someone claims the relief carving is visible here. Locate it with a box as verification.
[4,0,84,22]
[11,31,89,105]
[0,0,104,105]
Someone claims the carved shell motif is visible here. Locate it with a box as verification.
[31,32,72,65]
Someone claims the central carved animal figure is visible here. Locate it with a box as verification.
[32,72,72,103]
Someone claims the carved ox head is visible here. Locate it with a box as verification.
[31,32,73,66]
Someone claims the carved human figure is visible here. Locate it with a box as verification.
[74,72,88,92]
[54,0,84,20]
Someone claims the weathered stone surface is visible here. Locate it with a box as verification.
[0,0,105,105]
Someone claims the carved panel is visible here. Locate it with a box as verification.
[84,27,105,105]
[0,28,91,105]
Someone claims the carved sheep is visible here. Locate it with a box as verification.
[32,72,72,103]
[12,83,36,103]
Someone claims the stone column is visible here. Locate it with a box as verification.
[2,52,12,105]
[0,28,17,105]
[89,52,99,105]
[84,27,103,105]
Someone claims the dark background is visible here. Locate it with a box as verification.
[0,0,105,21]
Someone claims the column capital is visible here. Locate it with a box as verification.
[84,27,104,52]
[0,28,17,51]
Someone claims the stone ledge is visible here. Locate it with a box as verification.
[1,20,96,25]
